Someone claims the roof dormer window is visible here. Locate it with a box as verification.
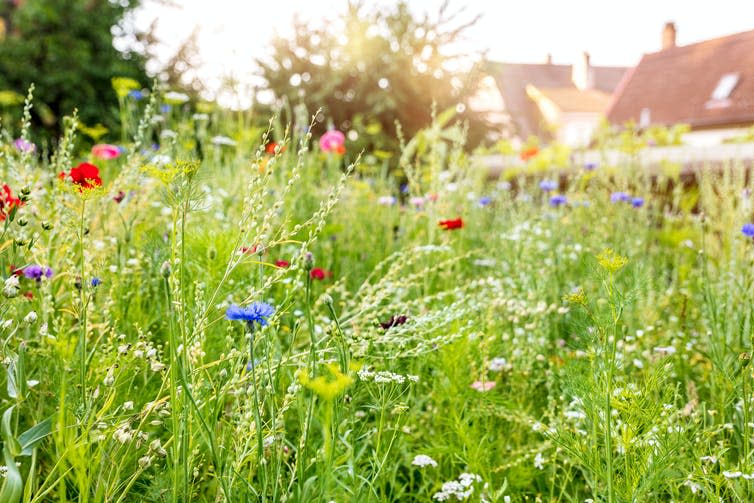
[710,73,739,101]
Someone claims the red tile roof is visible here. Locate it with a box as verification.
[608,29,754,128]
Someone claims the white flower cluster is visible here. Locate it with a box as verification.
[433,473,483,501]
[411,454,438,468]
[358,368,419,384]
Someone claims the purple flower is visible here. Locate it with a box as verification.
[539,180,557,192]
[478,196,492,207]
[14,138,35,154]
[611,192,630,203]
[631,197,644,208]
[128,90,144,100]
[23,265,53,280]
[584,162,598,171]
[91,277,102,287]
[549,195,567,207]
[742,223,754,238]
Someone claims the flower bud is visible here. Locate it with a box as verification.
[160,261,171,278]
[304,252,314,271]
[41,221,53,231]
[17,217,28,227]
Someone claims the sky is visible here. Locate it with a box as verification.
[132,0,754,106]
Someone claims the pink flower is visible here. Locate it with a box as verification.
[470,380,496,392]
[319,130,345,154]
[92,144,121,160]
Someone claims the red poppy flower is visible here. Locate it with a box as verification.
[275,260,290,268]
[9,265,23,277]
[240,245,259,255]
[23,291,33,300]
[310,268,332,280]
[265,142,286,155]
[439,218,464,230]
[62,162,102,190]
[0,184,23,221]
[520,146,539,161]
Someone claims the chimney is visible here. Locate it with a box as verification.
[662,22,676,50]
[572,51,594,90]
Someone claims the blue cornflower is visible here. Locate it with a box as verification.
[400,183,409,194]
[631,197,644,208]
[478,196,492,207]
[742,223,754,238]
[160,104,171,113]
[128,89,144,100]
[584,162,598,171]
[539,180,557,192]
[226,302,275,327]
[549,195,568,207]
[610,192,630,203]
[91,277,102,287]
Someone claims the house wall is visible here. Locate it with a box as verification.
[559,113,603,147]
[682,127,752,146]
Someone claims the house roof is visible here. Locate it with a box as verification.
[488,62,627,139]
[608,29,754,128]
[536,87,613,113]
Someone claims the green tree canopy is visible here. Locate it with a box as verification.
[0,0,147,137]
[257,0,490,155]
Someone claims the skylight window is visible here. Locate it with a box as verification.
[711,73,740,100]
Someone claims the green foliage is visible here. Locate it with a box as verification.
[257,0,489,158]
[0,0,147,137]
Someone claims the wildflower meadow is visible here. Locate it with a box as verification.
[3,86,754,503]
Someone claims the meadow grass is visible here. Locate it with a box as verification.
[1,90,754,502]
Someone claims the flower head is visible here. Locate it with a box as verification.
[520,145,539,161]
[471,380,496,392]
[310,268,332,280]
[631,197,644,208]
[478,196,492,207]
[319,130,346,154]
[226,302,275,327]
[610,191,630,203]
[275,260,290,268]
[0,184,24,221]
[439,218,464,230]
[14,138,35,154]
[412,454,438,468]
[742,223,754,238]
[380,314,408,330]
[62,162,102,190]
[92,144,121,160]
[549,195,567,207]
[539,179,557,192]
[91,277,102,287]
[22,265,53,281]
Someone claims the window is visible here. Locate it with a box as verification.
[711,73,740,100]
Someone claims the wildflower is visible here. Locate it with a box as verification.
[319,130,346,154]
[23,311,38,324]
[610,191,630,203]
[3,275,20,298]
[113,190,126,204]
[410,196,425,208]
[14,138,35,153]
[439,218,464,230]
[300,363,353,401]
[654,345,676,355]
[111,77,140,98]
[534,452,545,470]
[520,145,539,161]
[596,248,628,273]
[380,314,408,330]
[23,265,53,281]
[584,162,598,170]
[488,357,510,372]
[631,197,644,208]
[378,195,396,206]
[61,162,102,190]
[265,142,279,154]
[549,195,567,206]
[742,223,754,238]
[310,268,332,280]
[225,302,275,327]
[723,470,743,479]
[275,260,290,268]
[412,454,438,468]
[128,89,144,100]
[91,277,102,287]
[0,184,24,221]
[471,380,496,392]
[211,135,237,147]
[92,144,121,160]
[478,196,492,207]
[163,91,189,105]
[539,179,557,192]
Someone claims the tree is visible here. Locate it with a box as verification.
[0,0,148,138]
[257,0,490,157]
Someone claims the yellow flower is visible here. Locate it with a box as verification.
[299,363,353,402]
[563,288,587,306]
[597,248,628,273]
[111,77,141,98]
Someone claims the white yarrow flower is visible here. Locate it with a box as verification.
[411,454,438,468]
